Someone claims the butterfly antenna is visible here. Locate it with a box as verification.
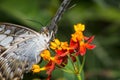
[68,4,76,10]
[25,19,44,27]
[47,0,71,33]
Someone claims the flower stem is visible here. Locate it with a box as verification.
[77,74,82,80]
[76,55,86,80]
[79,55,86,74]
[68,55,76,72]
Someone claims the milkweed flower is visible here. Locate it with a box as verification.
[50,39,70,57]
[50,39,69,51]
[50,39,61,50]
[32,64,47,73]
[32,65,41,73]
[74,23,85,32]
[40,50,64,80]
[70,23,96,56]
[78,36,96,55]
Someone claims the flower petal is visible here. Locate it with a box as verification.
[54,39,61,45]
[50,42,57,50]
[32,65,41,73]
[87,36,95,43]
[41,50,51,61]
[80,46,86,56]
[46,61,55,75]
[74,23,85,32]
[70,39,78,49]
[86,44,96,49]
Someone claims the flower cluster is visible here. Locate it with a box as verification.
[32,23,96,80]
[70,24,96,56]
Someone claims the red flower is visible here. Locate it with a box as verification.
[70,36,96,56]
[79,36,96,56]
[46,62,55,74]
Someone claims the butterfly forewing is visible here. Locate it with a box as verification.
[0,23,39,48]
[0,23,51,80]
[0,0,71,79]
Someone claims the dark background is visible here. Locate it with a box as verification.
[0,0,120,80]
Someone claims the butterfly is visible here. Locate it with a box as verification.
[0,0,71,80]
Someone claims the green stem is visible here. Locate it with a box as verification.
[68,55,77,72]
[56,66,73,73]
[77,74,82,80]
[79,55,86,74]
[76,56,80,71]
[76,55,86,80]
[60,68,73,73]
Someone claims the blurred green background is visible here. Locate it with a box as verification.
[0,0,120,80]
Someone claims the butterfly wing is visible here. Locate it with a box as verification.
[0,23,52,80]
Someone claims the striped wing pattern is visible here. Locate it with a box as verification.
[0,0,71,79]
[0,23,52,80]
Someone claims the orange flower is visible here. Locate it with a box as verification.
[71,23,85,42]
[71,31,84,42]
[40,50,51,61]
[39,49,63,80]
[50,39,69,51]
[32,64,47,73]
[78,36,96,56]
[40,50,62,64]
[50,39,61,50]
[32,65,41,73]
[50,39,70,56]
[32,63,55,80]
[70,23,96,56]
[74,23,85,32]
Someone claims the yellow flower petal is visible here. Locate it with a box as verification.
[50,42,57,49]
[74,23,85,32]
[61,42,68,50]
[76,31,84,41]
[32,65,41,73]
[32,64,40,69]
[40,50,51,61]
[71,33,77,42]
[54,39,61,46]
[50,39,69,50]
[50,46,56,50]
[58,47,62,50]
[80,41,85,46]
[32,64,47,73]
[33,69,41,73]
[40,67,47,71]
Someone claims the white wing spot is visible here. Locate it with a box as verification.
[0,36,13,47]
[0,25,5,31]
[0,34,7,41]
[4,30,11,34]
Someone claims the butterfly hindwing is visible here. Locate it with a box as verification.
[0,23,51,80]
